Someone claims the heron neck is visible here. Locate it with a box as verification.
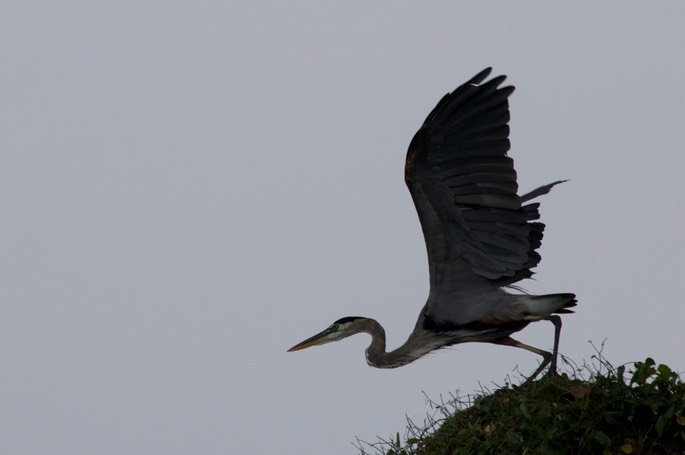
[360,318,417,369]
[358,318,385,365]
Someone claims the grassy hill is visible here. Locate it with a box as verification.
[357,354,685,454]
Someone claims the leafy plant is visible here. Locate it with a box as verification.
[356,351,685,455]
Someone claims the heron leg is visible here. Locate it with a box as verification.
[493,315,564,381]
[492,337,552,382]
[545,315,562,374]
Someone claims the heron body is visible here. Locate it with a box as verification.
[288,68,576,377]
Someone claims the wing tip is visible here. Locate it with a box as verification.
[468,67,493,85]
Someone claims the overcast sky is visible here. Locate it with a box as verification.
[2,2,684,454]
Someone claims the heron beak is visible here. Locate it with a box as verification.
[287,328,334,352]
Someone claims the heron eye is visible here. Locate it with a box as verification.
[330,324,339,331]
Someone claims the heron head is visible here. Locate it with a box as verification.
[287,316,366,352]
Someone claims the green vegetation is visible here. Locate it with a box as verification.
[357,353,685,454]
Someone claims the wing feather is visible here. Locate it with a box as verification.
[405,68,563,325]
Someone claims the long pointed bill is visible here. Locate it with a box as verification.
[287,327,334,352]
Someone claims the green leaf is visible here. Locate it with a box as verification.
[593,431,611,446]
[657,363,672,377]
[656,406,674,436]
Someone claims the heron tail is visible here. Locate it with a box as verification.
[520,293,577,320]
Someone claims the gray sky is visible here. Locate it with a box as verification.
[2,2,684,454]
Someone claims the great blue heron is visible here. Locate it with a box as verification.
[288,68,576,378]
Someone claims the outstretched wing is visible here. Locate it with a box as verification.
[405,68,562,325]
